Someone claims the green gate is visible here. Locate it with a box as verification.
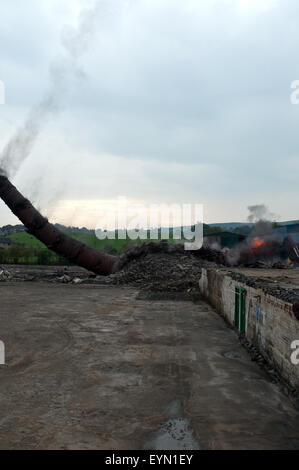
[234,287,240,329]
[234,287,247,333]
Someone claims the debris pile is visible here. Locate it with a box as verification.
[0,241,298,305]
[103,241,225,299]
[111,251,203,299]
[0,266,89,284]
[57,275,83,284]
[0,242,215,299]
[0,268,12,281]
[115,241,225,270]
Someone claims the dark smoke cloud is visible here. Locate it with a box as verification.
[0,0,124,178]
[247,204,280,239]
[247,204,276,223]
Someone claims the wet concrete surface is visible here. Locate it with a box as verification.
[0,282,298,449]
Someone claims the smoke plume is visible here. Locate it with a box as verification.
[0,0,124,178]
[247,204,275,223]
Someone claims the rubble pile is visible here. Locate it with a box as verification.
[0,266,88,283]
[112,254,202,296]
[237,259,294,269]
[105,241,219,298]
[0,268,12,281]
[48,242,220,295]
[0,241,298,305]
[115,241,225,270]
[0,242,217,298]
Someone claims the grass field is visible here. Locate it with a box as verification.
[3,226,206,265]
[1,231,133,265]
[8,230,153,254]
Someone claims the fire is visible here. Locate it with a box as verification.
[251,237,266,250]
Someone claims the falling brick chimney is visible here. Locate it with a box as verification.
[0,175,119,275]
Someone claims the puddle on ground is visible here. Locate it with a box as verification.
[143,418,200,450]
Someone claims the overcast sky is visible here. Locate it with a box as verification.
[0,0,299,227]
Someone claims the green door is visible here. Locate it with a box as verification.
[234,287,246,332]
[234,287,240,328]
[240,288,247,333]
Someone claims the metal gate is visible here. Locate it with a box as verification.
[234,287,247,333]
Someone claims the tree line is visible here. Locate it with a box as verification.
[0,245,69,266]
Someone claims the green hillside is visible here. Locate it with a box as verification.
[2,225,212,266]
[9,232,47,249]
[8,231,133,253]
[0,231,135,266]
[7,223,217,253]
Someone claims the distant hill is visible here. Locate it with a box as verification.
[0,224,26,236]
[54,224,93,234]
[277,220,299,226]
[210,220,299,231]
[0,223,94,236]
[209,222,254,231]
[2,219,298,239]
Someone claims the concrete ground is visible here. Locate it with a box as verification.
[0,282,298,450]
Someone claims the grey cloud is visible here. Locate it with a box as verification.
[0,0,298,225]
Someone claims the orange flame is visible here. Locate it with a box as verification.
[251,237,266,250]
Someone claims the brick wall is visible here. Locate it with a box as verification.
[199,268,299,389]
